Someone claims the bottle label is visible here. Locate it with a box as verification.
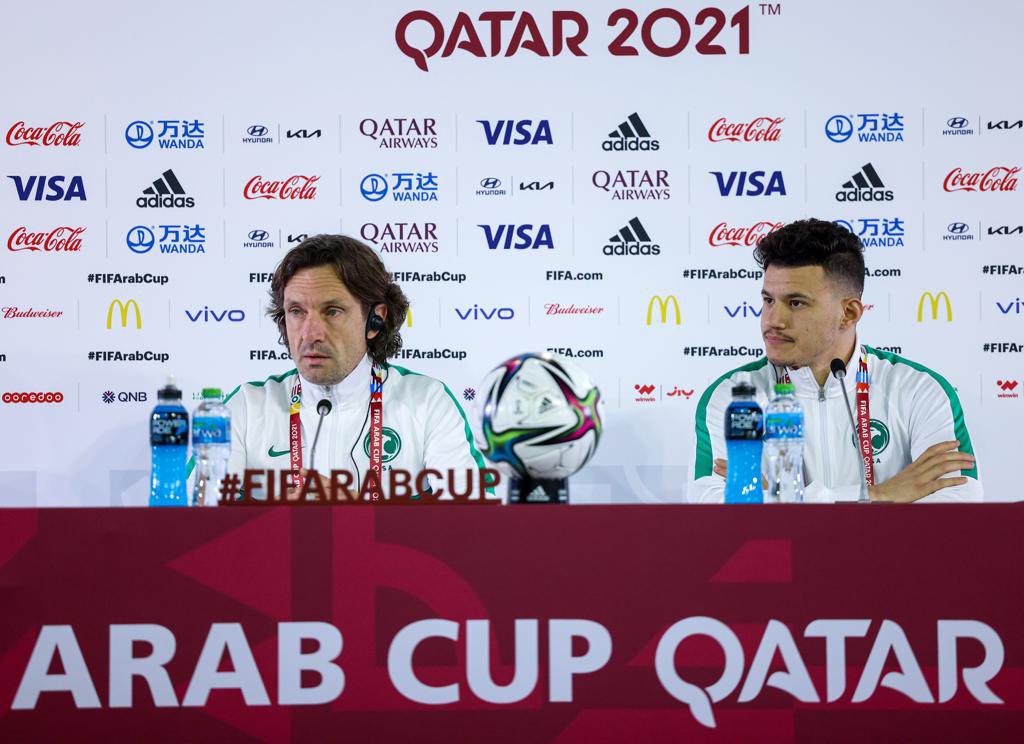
[765,412,803,439]
[192,416,230,445]
[151,412,189,446]
[725,405,763,440]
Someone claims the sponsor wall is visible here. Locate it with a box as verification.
[0,0,1021,505]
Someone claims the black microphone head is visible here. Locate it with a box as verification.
[830,358,847,378]
[316,399,332,416]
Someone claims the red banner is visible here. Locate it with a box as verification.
[0,505,1022,742]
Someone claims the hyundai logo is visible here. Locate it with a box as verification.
[126,225,156,254]
[834,219,856,234]
[360,173,389,202]
[947,222,969,234]
[824,114,854,143]
[480,177,502,189]
[247,125,269,137]
[248,229,269,241]
[947,117,969,129]
[125,121,154,149]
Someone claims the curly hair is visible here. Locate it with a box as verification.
[267,234,409,366]
[753,218,866,296]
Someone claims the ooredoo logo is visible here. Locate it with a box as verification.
[2,392,64,404]
[8,226,85,253]
[243,175,319,201]
[943,166,1020,193]
[6,121,83,147]
[709,221,782,247]
[708,117,783,143]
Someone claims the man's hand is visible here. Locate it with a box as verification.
[285,469,329,501]
[869,440,975,503]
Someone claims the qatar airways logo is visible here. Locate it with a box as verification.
[708,117,783,143]
[243,175,319,201]
[943,167,1020,193]
[6,121,83,147]
[709,221,782,247]
[8,226,85,253]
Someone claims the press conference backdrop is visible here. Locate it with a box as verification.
[0,0,1020,505]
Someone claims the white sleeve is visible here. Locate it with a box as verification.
[802,482,863,503]
[687,380,731,503]
[226,388,248,479]
[422,383,492,499]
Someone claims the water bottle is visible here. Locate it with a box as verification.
[191,388,231,507]
[764,383,805,503]
[724,382,764,504]
[150,376,189,506]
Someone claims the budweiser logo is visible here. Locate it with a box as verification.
[6,120,83,147]
[943,166,1020,193]
[709,221,783,247]
[8,226,85,252]
[708,117,784,143]
[243,175,319,201]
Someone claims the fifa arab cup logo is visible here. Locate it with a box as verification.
[852,419,891,457]
[364,427,402,463]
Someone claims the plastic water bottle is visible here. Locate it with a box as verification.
[724,382,764,504]
[191,388,231,507]
[764,383,805,503]
[150,376,189,506]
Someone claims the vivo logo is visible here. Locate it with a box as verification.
[710,170,786,197]
[185,307,246,322]
[8,175,86,201]
[479,224,554,250]
[725,302,762,318]
[477,120,553,145]
[455,305,515,320]
[996,298,1024,315]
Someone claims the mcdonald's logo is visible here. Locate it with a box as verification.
[917,291,952,322]
[406,306,413,328]
[107,298,142,329]
[646,295,681,325]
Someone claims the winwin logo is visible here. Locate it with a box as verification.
[107,299,142,329]
[604,217,660,256]
[647,295,681,325]
[603,113,660,151]
[835,163,893,202]
[917,291,952,322]
[137,169,194,209]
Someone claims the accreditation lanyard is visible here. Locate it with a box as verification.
[779,350,874,486]
[288,362,385,498]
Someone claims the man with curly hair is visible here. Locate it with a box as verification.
[689,218,982,503]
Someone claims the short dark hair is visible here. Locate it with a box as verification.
[267,234,409,366]
[753,218,865,296]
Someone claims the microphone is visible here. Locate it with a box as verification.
[309,399,332,473]
[830,358,870,503]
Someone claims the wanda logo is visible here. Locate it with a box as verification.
[6,121,83,147]
[943,166,1020,193]
[709,221,783,247]
[708,117,783,143]
[8,226,85,252]
[243,175,319,201]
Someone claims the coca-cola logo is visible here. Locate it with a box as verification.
[943,166,1020,193]
[6,121,84,147]
[243,175,319,201]
[709,221,783,247]
[7,226,85,253]
[2,392,64,404]
[708,117,783,143]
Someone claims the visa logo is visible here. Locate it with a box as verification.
[477,119,553,145]
[479,224,554,250]
[710,170,786,197]
[725,302,763,318]
[455,305,515,320]
[185,307,246,322]
[8,175,86,201]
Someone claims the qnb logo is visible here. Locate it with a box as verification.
[724,301,762,318]
[943,116,974,136]
[242,124,273,144]
[655,617,1005,728]
[125,119,205,149]
[592,169,669,200]
[454,304,515,320]
[646,295,680,325]
[835,163,893,202]
[107,299,142,330]
[6,121,83,147]
[359,118,438,149]
[917,291,953,322]
[477,119,553,145]
[2,392,64,404]
[243,174,319,201]
[8,175,86,201]
[709,221,782,247]
[361,222,438,254]
[137,169,194,208]
[708,116,783,143]
[944,222,974,241]
[825,113,904,143]
[711,170,786,197]
[8,226,85,253]
[605,217,659,256]
[102,391,148,404]
[943,166,1020,193]
[479,224,554,250]
[185,307,246,323]
[603,113,659,151]
[996,298,1024,315]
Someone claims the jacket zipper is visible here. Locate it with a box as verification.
[818,385,831,485]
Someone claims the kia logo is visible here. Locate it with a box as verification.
[126,225,155,254]
[947,117,969,129]
[824,115,854,143]
[947,222,969,234]
[124,121,154,149]
[360,173,389,202]
[480,177,501,189]
[248,229,269,241]
[247,125,268,137]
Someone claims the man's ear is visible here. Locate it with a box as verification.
[841,295,864,328]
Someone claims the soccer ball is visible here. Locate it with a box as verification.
[478,352,604,480]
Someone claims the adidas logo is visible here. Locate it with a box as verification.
[602,113,660,152]
[835,162,893,202]
[136,169,195,208]
[603,217,661,256]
